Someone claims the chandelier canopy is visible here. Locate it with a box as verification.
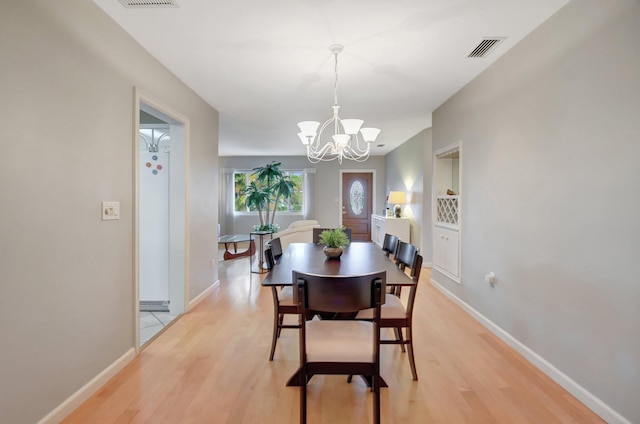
[297,44,380,163]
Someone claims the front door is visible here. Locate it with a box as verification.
[341,172,373,242]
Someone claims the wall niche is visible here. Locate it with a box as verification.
[433,143,461,282]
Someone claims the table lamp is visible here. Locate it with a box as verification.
[387,191,407,218]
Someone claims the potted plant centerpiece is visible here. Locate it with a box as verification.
[243,161,296,233]
[318,227,350,259]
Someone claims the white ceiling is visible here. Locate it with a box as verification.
[93,0,569,157]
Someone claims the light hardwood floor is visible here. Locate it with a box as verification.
[63,254,604,423]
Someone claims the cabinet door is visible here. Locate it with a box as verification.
[445,229,459,278]
[434,226,459,279]
[433,227,447,271]
[371,216,385,247]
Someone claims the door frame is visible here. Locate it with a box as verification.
[339,169,377,238]
[134,88,190,352]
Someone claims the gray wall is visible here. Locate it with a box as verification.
[219,156,386,234]
[432,0,640,422]
[0,1,219,423]
[384,128,432,263]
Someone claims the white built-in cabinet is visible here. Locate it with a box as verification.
[371,214,410,248]
[433,224,459,278]
[433,143,461,282]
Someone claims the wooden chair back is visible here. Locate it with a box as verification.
[293,271,386,313]
[268,237,283,259]
[382,233,400,257]
[264,248,275,270]
[395,241,419,272]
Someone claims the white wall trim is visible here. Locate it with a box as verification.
[37,348,136,424]
[429,277,632,424]
[188,279,219,311]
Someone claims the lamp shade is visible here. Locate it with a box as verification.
[297,121,320,137]
[297,132,310,145]
[388,191,407,205]
[340,119,364,135]
[359,127,381,142]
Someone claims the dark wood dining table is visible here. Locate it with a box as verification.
[261,242,415,287]
[262,242,416,387]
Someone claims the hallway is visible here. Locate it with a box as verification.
[63,255,604,423]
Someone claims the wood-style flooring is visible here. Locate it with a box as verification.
[63,253,604,423]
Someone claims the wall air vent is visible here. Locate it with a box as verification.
[119,0,179,8]
[466,37,505,58]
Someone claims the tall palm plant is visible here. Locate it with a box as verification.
[270,176,296,225]
[244,161,294,231]
[244,180,270,227]
[251,161,282,225]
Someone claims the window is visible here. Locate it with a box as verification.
[234,170,304,213]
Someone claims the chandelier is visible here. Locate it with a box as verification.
[297,44,381,163]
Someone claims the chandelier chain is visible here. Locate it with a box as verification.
[333,49,339,106]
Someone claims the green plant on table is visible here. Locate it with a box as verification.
[318,227,350,248]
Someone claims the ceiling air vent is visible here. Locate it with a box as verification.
[119,0,179,8]
[466,37,505,58]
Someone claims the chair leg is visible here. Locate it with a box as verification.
[300,374,307,424]
[277,313,284,338]
[394,327,406,353]
[269,311,279,361]
[406,327,418,380]
[373,374,380,424]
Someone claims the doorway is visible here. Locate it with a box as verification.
[340,171,374,242]
[135,90,188,348]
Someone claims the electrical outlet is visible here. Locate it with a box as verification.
[102,201,120,220]
[485,271,496,286]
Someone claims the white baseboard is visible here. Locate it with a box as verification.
[37,348,136,424]
[188,279,219,311]
[429,277,631,424]
[38,281,220,423]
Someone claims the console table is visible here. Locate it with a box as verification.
[371,214,410,247]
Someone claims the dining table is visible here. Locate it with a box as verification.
[262,241,416,387]
[261,242,415,287]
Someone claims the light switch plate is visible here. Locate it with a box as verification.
[102,201,120,220]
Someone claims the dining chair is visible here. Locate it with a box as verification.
[267,237,283,259]
[265,248,299,361]
[264,247,274,269]
[391,241,419,297]
[312,227,352,244]
[355,254,423,381]
[293,271,386,424]
[394,241,419,272]
[389,242,421,353]
[381,233,400,258]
